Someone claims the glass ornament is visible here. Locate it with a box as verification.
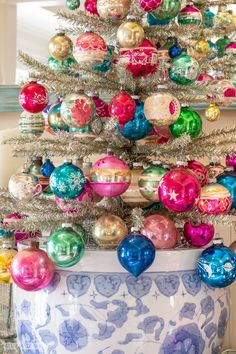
[48,57,76,72]
[73,32,107,67]
[177,6,202,26]
[170,107,202,138]
[10,241,55,291]
[187,160,209,187]
[137,0,162,12]
[141,214,178,249]
[144,92,180,126]
[93,96,110,120]
[117,99,153,140]
[89,152,131,197]
[48,33,72,61]
[215,36,231,57]
[226,42,236,57]
[147,12,170,25]
[207,40,217,60]
[226,155,236,168]
[138,163,169,201]
[97,0,130,20]
[184,222,214,247]
[19,81,49,114]
[48,101,70,133]
[29,156,49,192]
[169,53,200,85]
[197,181,232,214]
[61,93,96,129]
[50,161,86,199]
[119,39,158,78]
[84,0,99,15]
[66,0,80,10]
[215,7,233,27]
[117,21,145,48]
[217,168,236,209]
[0,248,17,284]
[41,159,55,178]
[203,9,215,28]
[92,214,128,249]
[149,125,172,145]
[109,91,136,127]
[206,160,224,179]
[69,118,102,139]
[195,37,209,55]
[92,45,113,72]
[117,230,156,277]
[151,0,181,20]
[168,41,182,59]
[198,72,213,82]
[19,111,45,136]
[47,224,85,267]
[205,104,220,122]
[197,239,236,288]
[159,166,201,212]
[208,79,236,107]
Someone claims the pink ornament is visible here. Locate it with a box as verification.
[10,242,55,291]
[226,154,236,168]
[19,82,49,114]
[119,39,158,78]
[197,73,213,81]
[159,167,201,212]
[152,125,171,144]
[197,182,232,214]
[93,96,110,120]
[187,160,209,187]
[89,152,131,197]
[184,222,214,247]
[225,42,236,56]
[141,214,178,249]
[208,79,236,107]
[109,91,136,128]
[137,0,162,12]
[84,0,99,15]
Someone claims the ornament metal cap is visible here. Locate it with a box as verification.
[107,149,113,156]
[62,223,73,228]
[64,159,72,163]
[131,226,140,233]
[213,238,223,245]
[152,160,162,165]
[225,167,234,172]
[208,178,217,183]
[176,161,187,167]
[133,162,143,168]
[29,240,40,249]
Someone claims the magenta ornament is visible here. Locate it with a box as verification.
[184,222,214,247]
[159,167,201,212]
[226,154,236,168]
[141,214,178,249]
[187,160,209,187]
[93,96,110,120]
[197,182,232,214]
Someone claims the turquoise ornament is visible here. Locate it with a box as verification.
[147,13,170,25]
[152,0,181,20]
[40,159,55,177]
[92,45,113,73]
[217,169,236,209]
[204,9,215,28]
[50,161,86,199]
[170,107,202,138]
[48,102,70,133]
[169,53,199,85]
[48,57,76,72]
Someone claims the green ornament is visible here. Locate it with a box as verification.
[215,36,231,58]
[170,107,202,138]
[48,102,70,133]
[152,0,181,20]
[138,164,169,202]
[46,224,85,267]
[169,53,199,85]
[48,57,76,72]
[66,0,80,10]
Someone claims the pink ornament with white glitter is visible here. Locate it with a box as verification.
[137,0,162,12]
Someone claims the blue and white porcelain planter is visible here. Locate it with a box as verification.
[13,249,230,354]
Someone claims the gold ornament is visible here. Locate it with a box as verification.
[0,249,17,284]
[97,0,131,21]
[195,37,209,55]
[205,104,220,122]
[49,33,73,61]
[117,21,144,48]
[92,214,128,249]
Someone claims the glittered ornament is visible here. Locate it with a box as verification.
[226,42,236,57]
[0,249,17,284]
[73,33,107,67]
[195,37,209,55]
[215,36,231,57]
[19,111,45,136]
[84,0,99,15]
[11,241,55,291]
[119,39,158,78]
[206,160,224,179]
[117,21,145,48]
[170,107,202,138]
[93,96,110,120]
[226,155,236,168]
[117,230,156,276]
[47,224,85,267]
[198,239,236,288]
[66,0,80,10]
[151,0,181,20]
[184,222,214,247]
[147,12,170,25]
[217,169,236,209]
[92,214,128,248]
[187,160,209,187]
[109,91,136,127]
[61,93,96,129]
[144,92,180,126]
[141,215,178,249]
[97,0,130,20]
[169,53,199,85]
[117,99,153,140]
[89,152,131,197]
[138,163,169,201]
[197,181,232,214]
[159,166,201,212]
[205,104,220,122]
[48,57,76,72]
[19,82,49,114]
[41,159,55,177]
[50,161,86,199]
[177,6,202,26]
[9,167,42,201]
[92,45,113,72]
[49,33,72,61]
[168,41,182,59]
[48,101,70,133]
[208,79,236,107]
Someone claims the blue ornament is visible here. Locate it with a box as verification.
[203,9,215,28]
[197,239,236,288]
[92,45,113,73]
[50,161,86,199]
[117,99,153,140]
[168,42,182,59]
[147,13,170,26]
[117,231,156,277]
[40,159,55,177]
[217,169,236,209]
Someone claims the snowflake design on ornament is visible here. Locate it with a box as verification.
[57,181,67,192]
[67,173,85,191]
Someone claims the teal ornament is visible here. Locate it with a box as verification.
[169,53,199,85]
[47,224,85,267]
[151,0,181,20]
[147,13,170,25]
[215,36,231,57]
[66,0,80,10]
[117,231,156,277]
[40,159,55,177]
[50,161,86,199]
[217,169,236,209]
[204,9,215,28]
[198,239,236,288]
[168,42,182,58]
[170,107,202,138]
[48,57,76,72]
[48,102,70,133]
[117,99,153,140]
[92,45,113,73]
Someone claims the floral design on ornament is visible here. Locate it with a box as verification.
[71,99,93,125]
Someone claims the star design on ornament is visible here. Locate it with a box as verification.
[168,189,179,201]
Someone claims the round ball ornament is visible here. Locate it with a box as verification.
[187,160,209,187]
[41,159,55,178]
[89,152,131,197]
[226,155,236,168]
[151,0,181,20]
[92,45,113,73]
[215,36,231,58]
[217,169,236,209]
[226,42,236,57]
[159,167,201,212]
[144,92,180,126]
[61,93,95,129]
[195,37,209,55]
[184,222,214,247]
[19,82,49,114]
[137,0,162,12]
[92,214,128,249]
[141,214,178,249]
[197,239,236,288]
[9,168,42,202]
[0,249,17,284]
[49,33,73,61]
[208,80,236,108]
[47,224,85,267]
[177,6,202,26]
[93,96,110,120]
[50,161,86,199]
[168,41,182,59]
[84,0,99,15]
[206,160,225,179]
[97,0,130,20]
[66,0,80,10]
[19,111,45,136]
[73,33,107,67]
[205,104,220,122]
[10,241,55,291]
[48,101,70,133]
[170,107,202,138]
[48,57,76,72]
[109,91,136,127]
[169,53,200,85]
[117,21,145,48]
[147,13,170,25]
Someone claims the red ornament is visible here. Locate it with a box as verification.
[137,0,162,12]
[19,82,49,114]
[187,160,209,187]
[85,0,99,15]
[93,96,110,120]
[197,72,213,82]
[119,39,158,78]
[109,91,136,128]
